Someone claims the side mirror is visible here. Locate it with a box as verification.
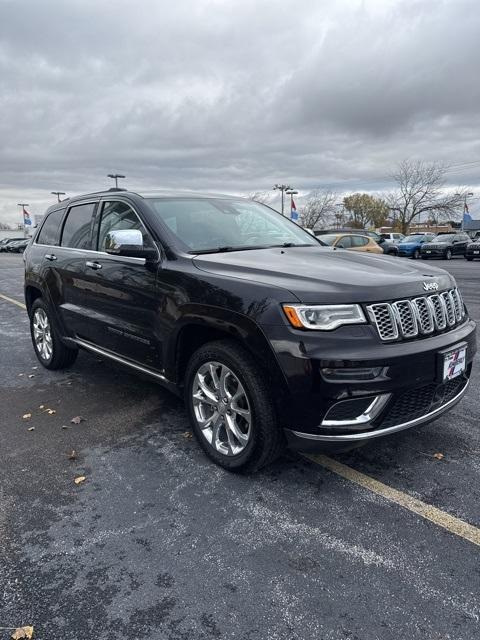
[336,243,345,249]
[377,237,385,244]
[105,229,157,260]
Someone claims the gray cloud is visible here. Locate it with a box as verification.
[1,0,479,225]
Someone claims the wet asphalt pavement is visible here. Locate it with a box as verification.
[0,253,479,640]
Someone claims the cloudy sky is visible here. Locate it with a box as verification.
[1,0,479,225]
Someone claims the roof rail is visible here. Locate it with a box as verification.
[108,187,127,192]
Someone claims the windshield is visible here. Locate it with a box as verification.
[147,198,319,253]
[318,234,338,246]
[403,235,425,242]
[431,234,455,242]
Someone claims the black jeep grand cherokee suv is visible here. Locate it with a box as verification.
[24,190,476,471]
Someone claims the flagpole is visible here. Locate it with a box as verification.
[17,203,30,238]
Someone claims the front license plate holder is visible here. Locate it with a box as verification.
[437,342,467,382]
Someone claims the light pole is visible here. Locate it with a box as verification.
[17,203,30,238]
[273,184,294,216]
[455,191,473,230]
[51,191,66,202]
[286,190,298,219]
[107,173,126,189]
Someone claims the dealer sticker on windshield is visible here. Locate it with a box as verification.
[443,346,466,381]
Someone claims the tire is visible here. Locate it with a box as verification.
[29,298,78,370]
[466,257,473,261]
[184,339,284,472]
[421,256,429,260]
[413,249,420,259]
[445,249,452,260]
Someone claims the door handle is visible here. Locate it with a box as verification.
[44,253,57,261]
[86,261,102,270]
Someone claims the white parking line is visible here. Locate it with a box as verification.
[308,454,480,548]
[0,292,26,310]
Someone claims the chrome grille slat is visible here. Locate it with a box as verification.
[368,288,465,342]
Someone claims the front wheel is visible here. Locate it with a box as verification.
[185,340,284,472]
[466,256,474,261]
[30,298,78,370]
[445,249,452,260]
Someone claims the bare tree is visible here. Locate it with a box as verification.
[299,190,337,229]
[248,191,272,205]
[0,222,13,230]
[386,160,466,234]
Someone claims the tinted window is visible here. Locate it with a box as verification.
[61,203,95,249]
[36,209,65,246]
[337,235,352,248]
[97,201,153,252]
[352,235,369,247]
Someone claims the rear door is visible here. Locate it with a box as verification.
[350,235,370,252]
[79,199,162,368]
[42,201,98,338]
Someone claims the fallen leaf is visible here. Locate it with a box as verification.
[71,416,85,424]
[68,450,77,461]
[433,452,445,460]
[61,425,69,430]
[18,373,24,377]
[74,475,86,485]
[22,414,32,420]
[31,366,38,370]
[38,405,45,410]
[182,431,193,439]
[47,409,56,415]
[11,627,34,639]
[27,427,35,432]
[28,374,35,379]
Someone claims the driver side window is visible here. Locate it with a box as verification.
[97,201,153,252]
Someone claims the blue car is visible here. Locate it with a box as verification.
[397,233,436,259]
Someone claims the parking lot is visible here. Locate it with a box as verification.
[0,252,479,640]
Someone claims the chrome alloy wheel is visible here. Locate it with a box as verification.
[192,361,252,456]
[33,308,53,361]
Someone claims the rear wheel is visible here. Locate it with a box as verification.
[185,340,284,472]
[466,256,474,261]
[445,248,452,260]
[413,248,420,259]
[30,298,78,370]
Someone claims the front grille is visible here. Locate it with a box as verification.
[367,288,465,342]
[379,375,468,429]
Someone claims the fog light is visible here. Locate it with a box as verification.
[321,367,383,381]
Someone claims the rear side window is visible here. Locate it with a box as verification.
[352,235,369,247]
[36,209,65,246]
[61,203,96,249]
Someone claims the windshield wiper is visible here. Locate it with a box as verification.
[189,245,263,255]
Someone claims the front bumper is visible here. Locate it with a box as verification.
[285,374,470,449]
[421,247,448,257]
[266,318,476,449]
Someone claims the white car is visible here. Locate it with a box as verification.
[380,232,405,244]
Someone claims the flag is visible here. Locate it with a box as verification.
[23,208,32,226]
[290,198,299,221]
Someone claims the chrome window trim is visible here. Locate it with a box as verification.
[289,377,470,442]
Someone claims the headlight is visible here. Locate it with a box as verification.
[282,304,366,330]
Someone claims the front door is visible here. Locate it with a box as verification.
[80,200,162,370]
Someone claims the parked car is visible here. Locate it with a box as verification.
[420,233,471,260]
[397,233,436,259]
[317,233,383,254]
[24,191,476,472]
[466,241,480,261]
[6,239,30,253]
[380,232,405,244]
[315,228,397,255]
[0,237,24,252]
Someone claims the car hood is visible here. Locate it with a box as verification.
[193,246,454,304]
[398,242,419,249]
